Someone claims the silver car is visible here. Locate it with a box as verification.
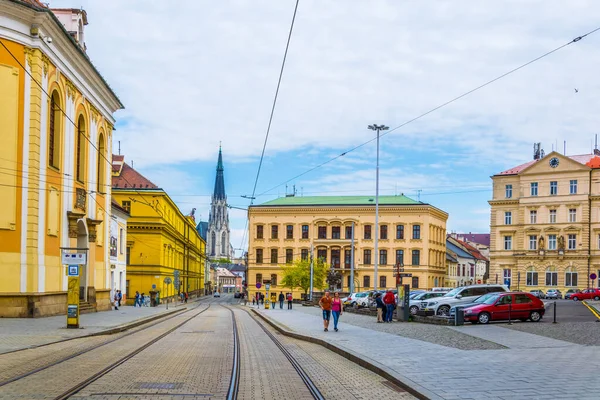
[409,291,446,315]
[545,289,562,299]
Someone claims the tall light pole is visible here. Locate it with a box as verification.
[368,124,388,291]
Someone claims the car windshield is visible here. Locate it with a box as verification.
[409,293,421,299]
[444,288,462,297]
[473,293,496,304]
[482,294,502,305]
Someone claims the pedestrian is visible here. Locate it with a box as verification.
[287,292,293,309]
[255,292,260,308]
[252,296,256,305]
[319,290,332,332]
[383,290,395,322]
[117,290,122,307]
[141,293,147,307]
[331,292,343,332]
[278,291,284,309]
[260,293,264,305]
[135,291,140,307]
[270,293,277,309]
[375,293,385,323]
[113,290,119,311]
[184,292,188,303]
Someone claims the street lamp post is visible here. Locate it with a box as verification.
[368,124,388,291]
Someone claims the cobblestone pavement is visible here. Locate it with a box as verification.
[256,307,600,400]
[290,305,505,350]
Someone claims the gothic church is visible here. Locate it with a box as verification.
[206,147,234,260]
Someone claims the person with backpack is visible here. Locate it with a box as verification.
[184,292,188,303]
[117,290,122,307]
[113,290,119,311]
[375,292,385,323]
[287,292,293,309]
[278,292,285,309]
[134,291,140,307]
[383,290,396,322]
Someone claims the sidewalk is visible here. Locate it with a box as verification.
[0,296,205,354]
[254,307,600,400]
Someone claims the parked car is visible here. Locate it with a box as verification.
[420,284,509,316]
[462,292,545,324]
[571,288,600,301]
[213,292,220,298]
[545,289,562,299]
[409,291,447,315]
[449,292,501,318]
[565,289,581,300]
[529,290,546,299]
[345,292,370,307]
[343,292,360,306]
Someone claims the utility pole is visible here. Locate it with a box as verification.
[309,243,314,301]
[350,222,355,293]
[368,124,388,291]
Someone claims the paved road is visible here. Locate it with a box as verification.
[542,299,598,322]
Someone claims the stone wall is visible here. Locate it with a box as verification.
[0,292,67,317]
[96,289,112,311]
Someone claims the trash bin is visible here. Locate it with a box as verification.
[455,309,464,326]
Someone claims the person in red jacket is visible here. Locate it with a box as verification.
[383,290,396,322]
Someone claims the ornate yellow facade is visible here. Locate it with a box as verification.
[247,196,448,300]
[0,2,123,316]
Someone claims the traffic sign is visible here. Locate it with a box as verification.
[265,284,270,291]
[591,273,597,280]
[256,282,262,289]
[399,273,412,277]
[67,266,79,276]
[164,277,172,285]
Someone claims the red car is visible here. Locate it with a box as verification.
[462,292,545,324]
[571,288,600,301]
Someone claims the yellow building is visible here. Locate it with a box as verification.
[111,156,205,303]
[247,196,448,300]
[0,2,123,316]
[489,150,600,292]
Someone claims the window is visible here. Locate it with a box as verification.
[364,225,372,239]
[344,250,351,268]
[549,210,556,223]
[412,250,420,265]
[97,133,105,193]
[301,225,309,239]
[379,250,387,265]
[256,273,263,284]
[526,267,538,286]
[503,269,511,287]
[221,232,226,254]
[504,211,512,225]
[119,228,124,254]
[565,268,578,287]
[363,249,371,265]
[210,232,216,255]
[504,236,512,250]
[413,225,421,239]
[529,235,537,250]
[331,249,340,268]
[48,91,61,169]
[317,249,327,262]
[345,226,353,239]
[257,225,264,239]
[76,115,86,182]
[286,225,293,239]
[530,210,537,224]
[396,224,404,239]
[270,249,278,264]
[569,209,577,223]
[505,184,512,198]
[332,226,341,239]
[285,249,293,264]
[121,201,131,213]
[411,276,419,289]
[515,294,532,304]
[363,275,371,289]
[395,249,404,266]
[301,249,308,261]
[271,225,278,239]
[530,182,538,196]
[568,234,576,250]
[380,225,388,239]
[570,180,578,194]
[318,226,327,239]
[550,181,558,195]
[548,234,557,250]
[545,267,558,286]
[380,275,386,288]
[126,247,131,266]
[271,274,277,286]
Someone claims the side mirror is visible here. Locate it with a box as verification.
[456,295,462,299]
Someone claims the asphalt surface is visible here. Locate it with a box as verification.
[541,299,596,323]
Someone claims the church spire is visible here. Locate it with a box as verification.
[213,145,226,200]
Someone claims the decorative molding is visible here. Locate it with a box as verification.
[75,188,87,211]
[41,53,50,76]
[23,47,34,66]
[67,210,86,238]
[90,104,101,124]
[86,218,103,243]
[65,79,77,100]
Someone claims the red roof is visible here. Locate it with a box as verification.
[497,154,596,176]
[455,239,488,262]
[112,163,159,190]
[586,156,600,168]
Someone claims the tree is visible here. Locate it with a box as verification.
[281,258,328,296]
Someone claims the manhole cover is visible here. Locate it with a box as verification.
[137,382,183,390]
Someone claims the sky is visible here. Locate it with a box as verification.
[51,0,600,256]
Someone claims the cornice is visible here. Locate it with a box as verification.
[249,205,448,219]
[489,199,519,205]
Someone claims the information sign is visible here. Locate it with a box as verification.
[67,266,79,276]
[399,273,412,277]
[265,284,271,291]
[62,253,86,265]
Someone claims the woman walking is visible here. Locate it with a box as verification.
[331,292,343,332]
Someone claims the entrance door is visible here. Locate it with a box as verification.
[76,219,89,301]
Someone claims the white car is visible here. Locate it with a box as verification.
[213,292,220,298]
[408,291,447,315]
[420,284,509,316]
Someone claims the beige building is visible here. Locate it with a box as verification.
[247,196,448,300]
[489,150,600,292]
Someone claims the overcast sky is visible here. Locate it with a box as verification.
[51,0,600,255]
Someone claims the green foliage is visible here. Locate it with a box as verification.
[280,258,328,294]
[214,258,231,264]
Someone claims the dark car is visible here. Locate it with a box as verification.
[462,292,545,324]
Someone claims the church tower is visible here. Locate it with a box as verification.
[207,147,232,260]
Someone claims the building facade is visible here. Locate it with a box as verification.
[489,150,600,292]
[206,148,234,261]
[0,1,123,317]
[112,156,205,303]
[109,200,129,303]
[247,196,448,300]
[216,267,236,293]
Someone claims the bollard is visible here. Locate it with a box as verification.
[553,301,557,323]
[508,302,512,325]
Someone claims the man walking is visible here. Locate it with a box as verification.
[287,292,293,309]
[383,290,395,322]
[278,292,284,309]
[375,292,385,323]
[134,291,140,307]
[319,290,332,332]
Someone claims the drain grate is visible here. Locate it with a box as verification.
[382,380,406,393]
[137,382,183,390]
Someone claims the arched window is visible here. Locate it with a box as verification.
[565,267,578,287]
[48,90,61,169]
[97,132,105,193]
[76,115,86,182]
[221,232,226,254]
[545,266,558,286]
[526,266,538,286]
[210,232,216,255]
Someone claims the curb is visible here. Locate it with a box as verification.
[250,309,441,400]
[582,301,600,320]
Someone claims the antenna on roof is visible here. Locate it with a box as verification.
[595,134,600,156]
[417,189,422,202]
[118,140,121,155]
[131,160,133,168]
[533,143,543,160]
[564,140,566,155]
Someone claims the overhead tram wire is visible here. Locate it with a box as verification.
[239,0,300,253]
[255,26,600,198]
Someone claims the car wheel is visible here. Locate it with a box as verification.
[436,305,450,316]
[409,306,419,315]
[478,312,491,324]
[594,296,600,301]
[530,311,542,322]
[573,296,579,301]
[351,301,357,307]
